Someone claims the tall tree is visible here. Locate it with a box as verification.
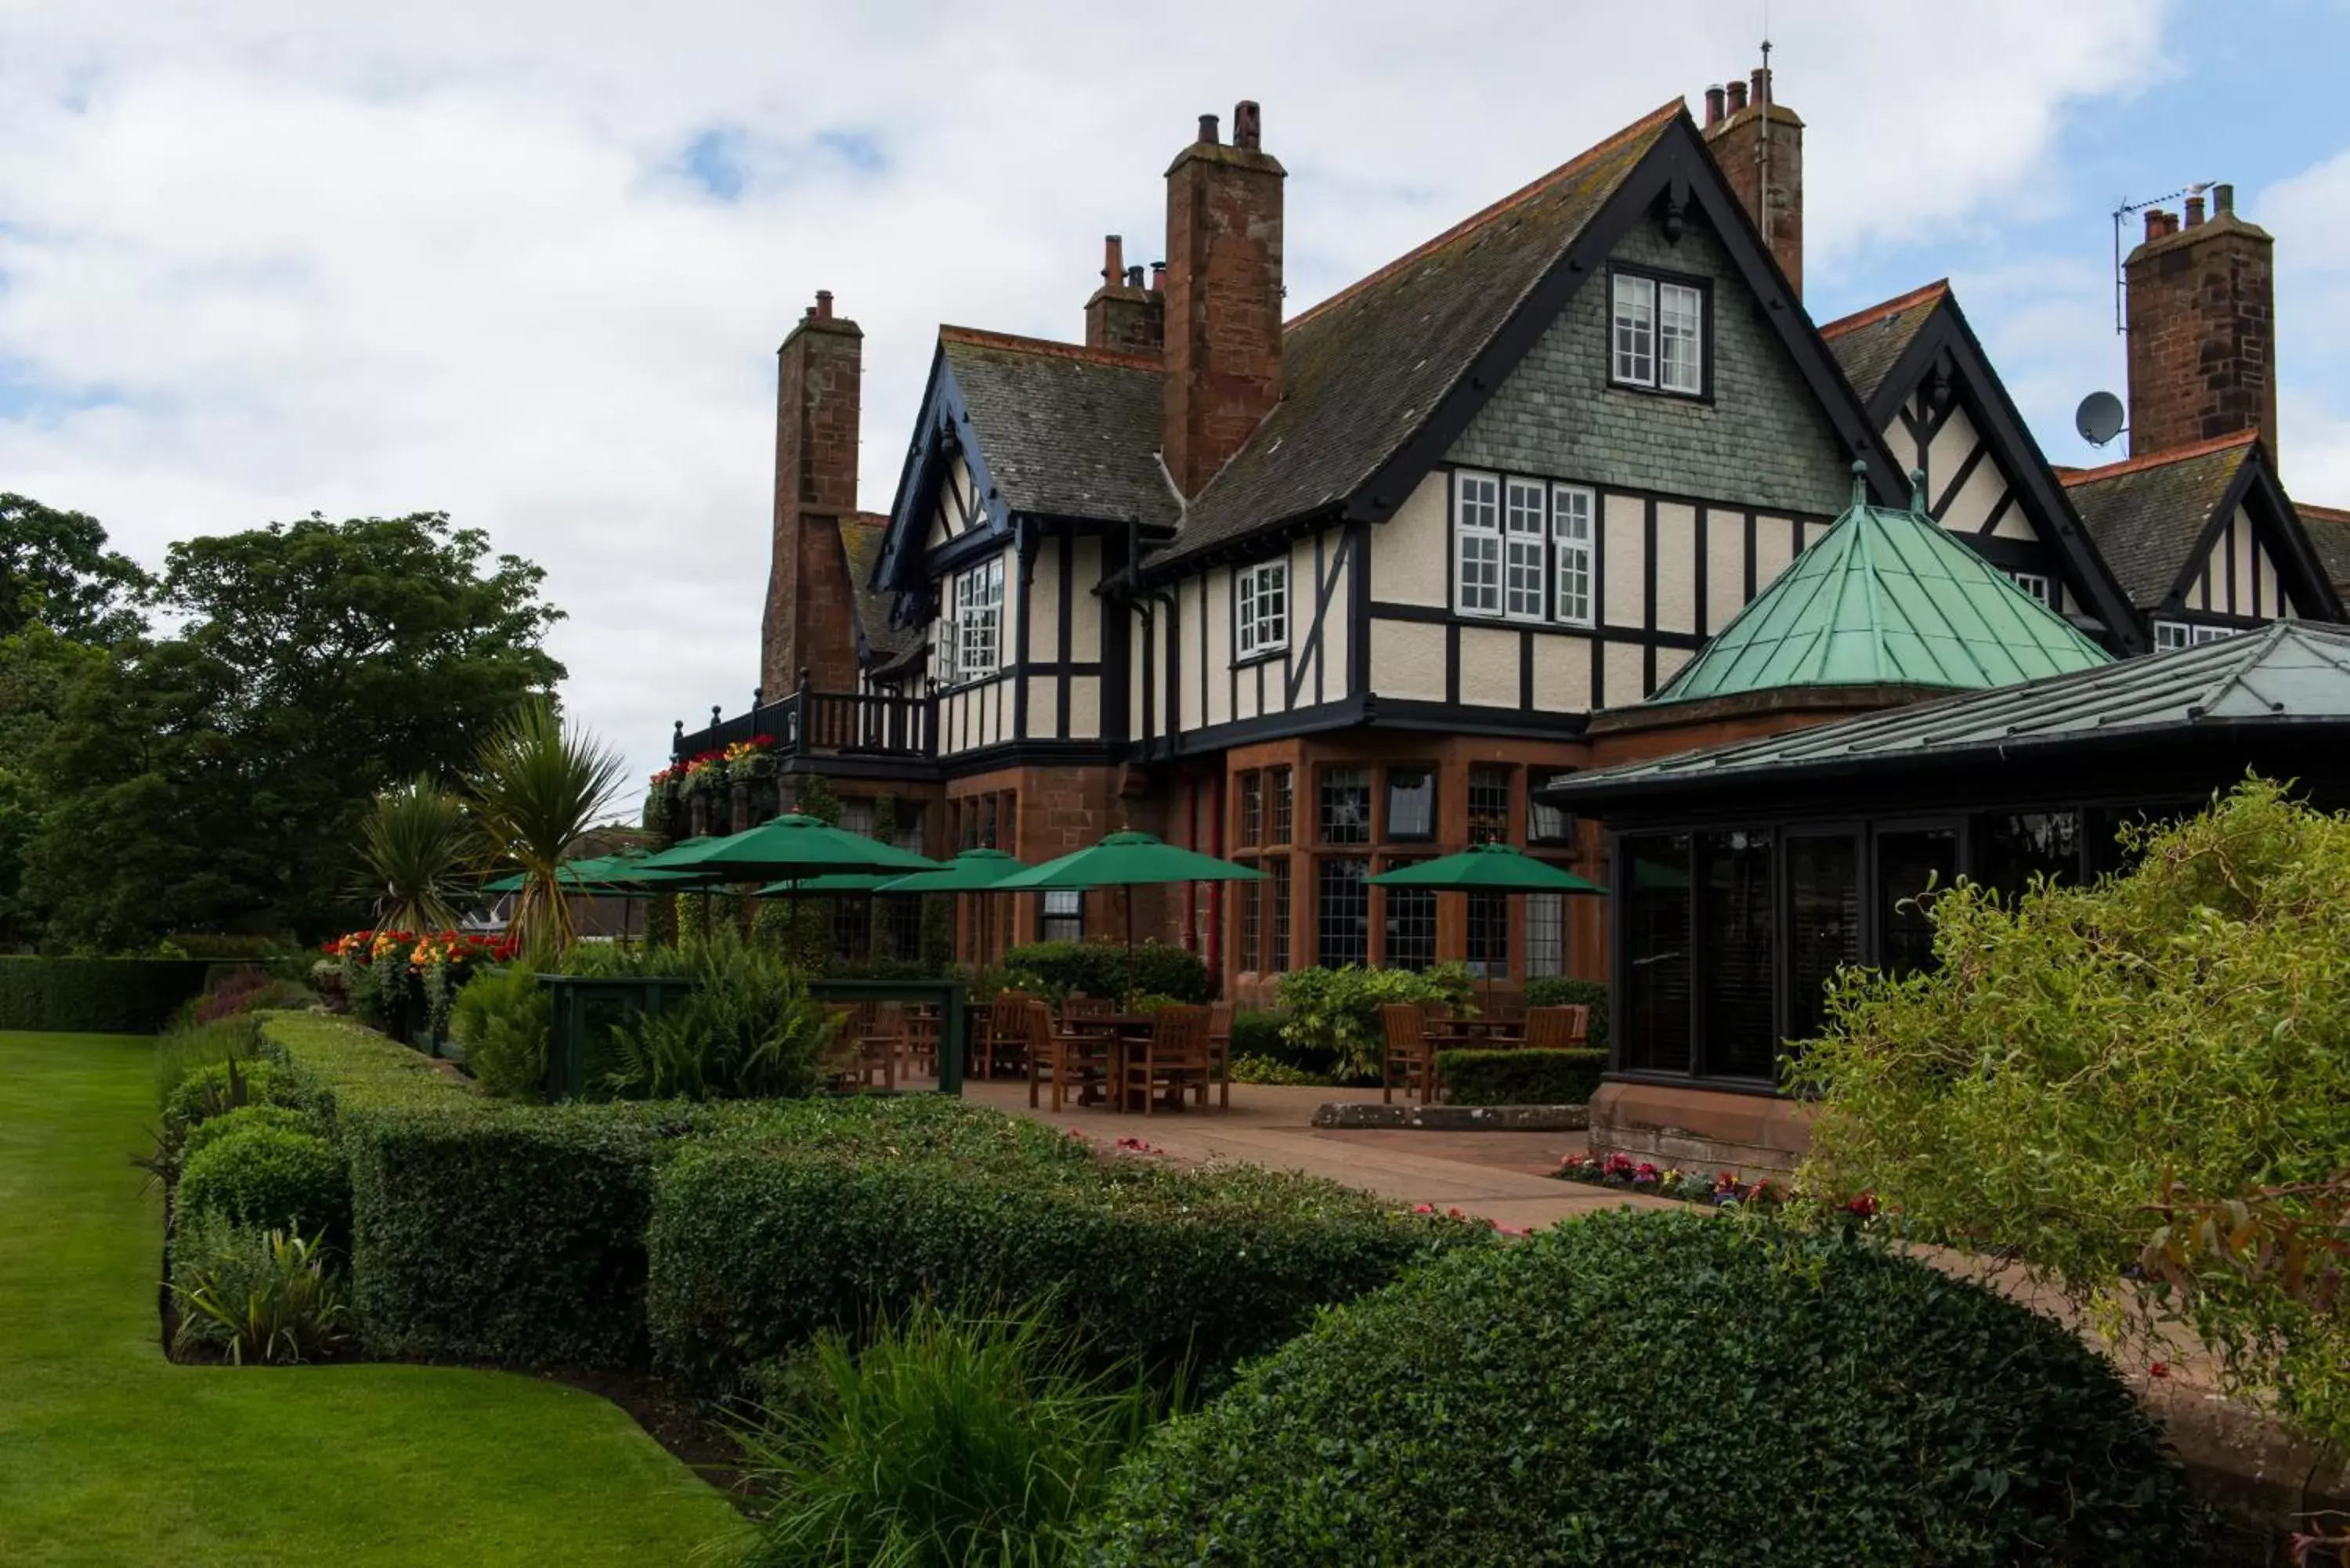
[22,513,563,948]
[0,493,149,644]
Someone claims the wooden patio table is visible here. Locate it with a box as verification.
[1060,1013,1191,1111]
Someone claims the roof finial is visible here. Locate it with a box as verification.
[1849,458,1869,510]
[1909,467,1929,512]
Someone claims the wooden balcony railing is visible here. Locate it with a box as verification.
[672,672,933,766]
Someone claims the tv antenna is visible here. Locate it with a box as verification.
[2112,183,2212,333]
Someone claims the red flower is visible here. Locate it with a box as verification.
[1845,1191,1879,1219]
[2148,1361,2170,1379]
[1412,1203,1434,1214]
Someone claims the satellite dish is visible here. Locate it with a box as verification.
[2075,390,2125,447]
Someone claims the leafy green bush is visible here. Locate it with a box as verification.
[154,1014,262,1107]
[1227,1009,1285,1060]
[180,1104,318,1163]
[450,963,551,1100]
[1274,963,1473,1081]
[1227,1055,1329,1086]
[736,1304,1164,1568]
[161,1057,300,1139]
[649,1119,1484,1394]
[1524,975,1609,1051]
[1081,1210,2205,1566]
[177,1122,352,1243]
[168,1212,351,1365]
[604,938,836,1100]
[1436,1047,1605,1105]
[1796,779,2350,1450]
[0,956,213,1033]
[1003,941,1210,1006]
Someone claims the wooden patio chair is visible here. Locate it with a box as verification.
[1522,1005,1590,1051]
[1120,1005,1210,1115]
[1026,998,1110,1112]
[1200,1001,1234,1110]
[1063,992,1115,1022]
[898,1003,942,1081]
[1379,1002,1455,1104]
[980,988,1039,1082]
[819,1003,896,1093]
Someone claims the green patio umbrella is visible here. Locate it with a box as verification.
[992,830,1264,956]
[1370,844,1602,1008]
[753,872,898,897]
[1368,843,1603,893]
[640,814,941,881]
[873,847,1029,894]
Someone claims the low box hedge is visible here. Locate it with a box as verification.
[1437,1047,1606,1106]
[648,1128,1485,1393]
[0,956,213,1033]
[1524,977,1608,1051]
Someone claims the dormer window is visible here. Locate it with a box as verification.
[1611,269,1707,396]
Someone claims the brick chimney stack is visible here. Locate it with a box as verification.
[761,290,866,698]
[1701,65,1804,296]
[1084,232,1166,353]
[1162,99,1286,496]
[2125,182,2276,462]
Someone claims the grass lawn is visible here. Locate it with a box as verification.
[0,1031,747,1567]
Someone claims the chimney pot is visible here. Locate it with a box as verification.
[1197,113,1219,146]
[2185,194,2206,228]
[1751,66,1770,103]
[814,289,833,320]
[1233,100,1261,150]
[1125,265,1144,287]
[2143,209,2166,242]
[1103,234,1126,286]
[1704,85,1726,125]
[2214,182,2235,215]
[1149,262,1166,292]
[1724,78,1748,113]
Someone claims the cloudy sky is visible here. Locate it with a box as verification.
[5,1,2348,793]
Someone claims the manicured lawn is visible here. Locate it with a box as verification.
[0,1031,747,1567]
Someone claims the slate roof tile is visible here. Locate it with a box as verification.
[2060,434,2254,607]
[938,328,1177,529]
[1818,280,1949,406]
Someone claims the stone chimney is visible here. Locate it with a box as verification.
[1083,233,1165,353]
[1162,99,1285,496]
[1701,65,1804,296]
[2125,182,2276,462]
[760,290,865,698]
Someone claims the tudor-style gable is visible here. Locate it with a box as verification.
[2063,435,2345,644]
[1822,280,2145,652]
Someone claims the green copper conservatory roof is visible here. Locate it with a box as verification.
[1650,464,2112,704]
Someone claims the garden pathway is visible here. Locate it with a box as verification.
[960,1079,1679,1230]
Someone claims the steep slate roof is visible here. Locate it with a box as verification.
[1153,101,1687,569]
[1649,473,2112,703]
[1550,620,2350,803]
[2059,433,2255,607]
[2301,502,2350,594]
[840,517,920,672]
[938,327,1178,529]
[1819,279,1950,405]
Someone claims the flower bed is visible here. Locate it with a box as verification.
[320,928,517,1049]
[1555,1151,1785,1208]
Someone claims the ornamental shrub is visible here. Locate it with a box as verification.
[1081,1209,2206,1566]
[168,1212,352,1365]
[1795,777,2350,1449]
[1274,963,1473,1081]
[450,962,551,1100]
[1524,975,1610,1050]
[177,1123,351,1245]
[1004,941,1211,1006]
[1435,1046,1605,1105]
[180,1104,317,1163]
[161,1057,300,1138]
[603,936,835,1100]
[649,1122,1483,1394]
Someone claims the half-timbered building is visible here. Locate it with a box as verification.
[665,67,2349,1001]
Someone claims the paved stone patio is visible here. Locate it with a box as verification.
[957,1078,1678,1230]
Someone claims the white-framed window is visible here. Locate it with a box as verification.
[1504,479,1547,620]
[1041,888,1083,942]
[1455,471,1502,616]
[951,554,1004,680]
[1553,485,1595,626]
[1612,271,1705,395]
[2154,619,2236,652]
[2007,571,2055,609]
[1237,559,1288,657]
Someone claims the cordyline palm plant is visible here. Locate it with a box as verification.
[358,775,481,933]
[469,698,626,952]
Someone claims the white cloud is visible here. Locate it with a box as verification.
[0,1,2169,788]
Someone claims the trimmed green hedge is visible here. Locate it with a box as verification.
[1524,976,1609,1051]
[0,956,213,1033]
[648,1125,1486,1393]
[1437,1047,1606,1106]
[1082,1210,2207,1566]
[1003,941,1211,1004]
